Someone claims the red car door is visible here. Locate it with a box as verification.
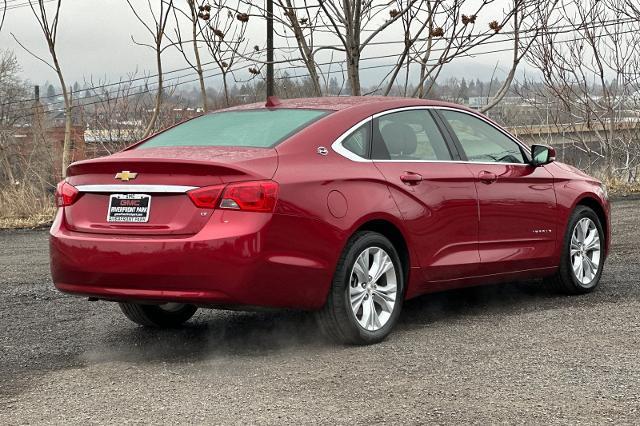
[370,108,480,283]
[437,109,557,274]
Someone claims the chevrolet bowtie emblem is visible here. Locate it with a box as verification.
[114,171,138,181]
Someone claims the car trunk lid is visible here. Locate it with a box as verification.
[63,146,278,236]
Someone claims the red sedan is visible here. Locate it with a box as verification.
[50,97,610,344]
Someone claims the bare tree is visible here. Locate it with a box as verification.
[274,0,324,96]
[0,50,59,222]
[316,0,417,95]
[83,73,191,155]
[409,1,520,98]
[0,51,29,185]
[380,0,431,96]
[479,0,556,113]
[272,1,537,99]
[1,0,7,32]
[11,0,72,178]
[526,0,640,181]
[198,0,252,107]
[126,0,175,139]
[170,0,209,111]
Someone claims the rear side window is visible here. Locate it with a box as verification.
[439,110,525,164]
[138,109,329,149]
[372,110,452,161]
[342,122,371,158]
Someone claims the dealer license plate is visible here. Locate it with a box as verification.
[107,194,151,223]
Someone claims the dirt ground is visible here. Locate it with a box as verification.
[1,199,639,425]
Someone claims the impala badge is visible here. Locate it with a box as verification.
[115,171,138,181]
[533,229,552,234]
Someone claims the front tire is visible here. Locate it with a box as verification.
[315,231,404,345]
[546,206,605,294]
[119,302,197,327]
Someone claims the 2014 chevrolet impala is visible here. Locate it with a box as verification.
[50,97,610,344]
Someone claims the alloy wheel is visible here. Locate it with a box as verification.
[348,247,398,331]
[570,217,601,286]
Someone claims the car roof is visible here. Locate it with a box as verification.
[220,96,472,114]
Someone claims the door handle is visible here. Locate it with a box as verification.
[479,170,498,184]
[400,172,423,185]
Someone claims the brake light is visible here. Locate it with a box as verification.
[187,184,225,208]
[187,181,279,212]
[55,181,79,207]
[220,181,279,212]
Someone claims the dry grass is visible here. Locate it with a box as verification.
[0,185,56,229]
[0,173,638,230]
[600,176,640,197]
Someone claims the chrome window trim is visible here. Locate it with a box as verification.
[330,116,374,163]
[330,105,532,165]
[369,159,531,166]
[76,184,197,193]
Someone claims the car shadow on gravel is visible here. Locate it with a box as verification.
[400,279,562,326]
[77,279,573,366]
[80,309,327,365]
[1,275,623,407]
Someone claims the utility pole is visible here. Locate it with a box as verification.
[266,0,274,97]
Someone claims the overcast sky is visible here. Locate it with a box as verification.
[0,0,526,93]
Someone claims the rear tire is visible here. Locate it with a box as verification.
[119,302,197,327]
[315,231,404,345]
[545,206,605,294]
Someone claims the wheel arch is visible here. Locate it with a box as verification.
[574,195,608,253]
[353,218,412,284]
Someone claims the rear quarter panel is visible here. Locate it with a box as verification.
[271,109,422,301]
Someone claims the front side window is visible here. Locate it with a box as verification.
[372,110,452,161]
[439,110,525,164]
[138,109,329,149]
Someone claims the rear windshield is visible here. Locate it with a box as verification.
[137,109,329,149]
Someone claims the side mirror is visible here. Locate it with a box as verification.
[531,144,556,166]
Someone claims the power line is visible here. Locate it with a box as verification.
[6,61,266,122]
[8,22,636,123]
[3,16,638,119]
[0,0,55,11]
[8,23,638,121]
[3,15,636,109]
[275,25,640,85]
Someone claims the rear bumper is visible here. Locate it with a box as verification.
[50,209,339,310]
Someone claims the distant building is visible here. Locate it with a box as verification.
[467,97,488,109]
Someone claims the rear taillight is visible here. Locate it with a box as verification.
[187,184,225,208]
[220,181,279,212]
[55,181,79,207]
[187,181,279,212]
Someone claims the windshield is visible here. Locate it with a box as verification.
[137,109,329,149]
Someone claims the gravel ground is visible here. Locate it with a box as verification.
[1,199,639,425]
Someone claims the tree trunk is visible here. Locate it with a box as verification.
[0,144,15,184]
[222,72,230,107]
[306,58,323,97]
[141,46,163,139]
[61,95,73,179]
[190,2,208,112]
[383,47,410,96]
[418,61,426,98]
[197,68,207,112]
[480,9,521,113]
[280,0,322,96]
[605,106,615,179]
[347,50,361,96]
[50,53,72,178]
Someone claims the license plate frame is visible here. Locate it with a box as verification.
[107,194,152,223]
